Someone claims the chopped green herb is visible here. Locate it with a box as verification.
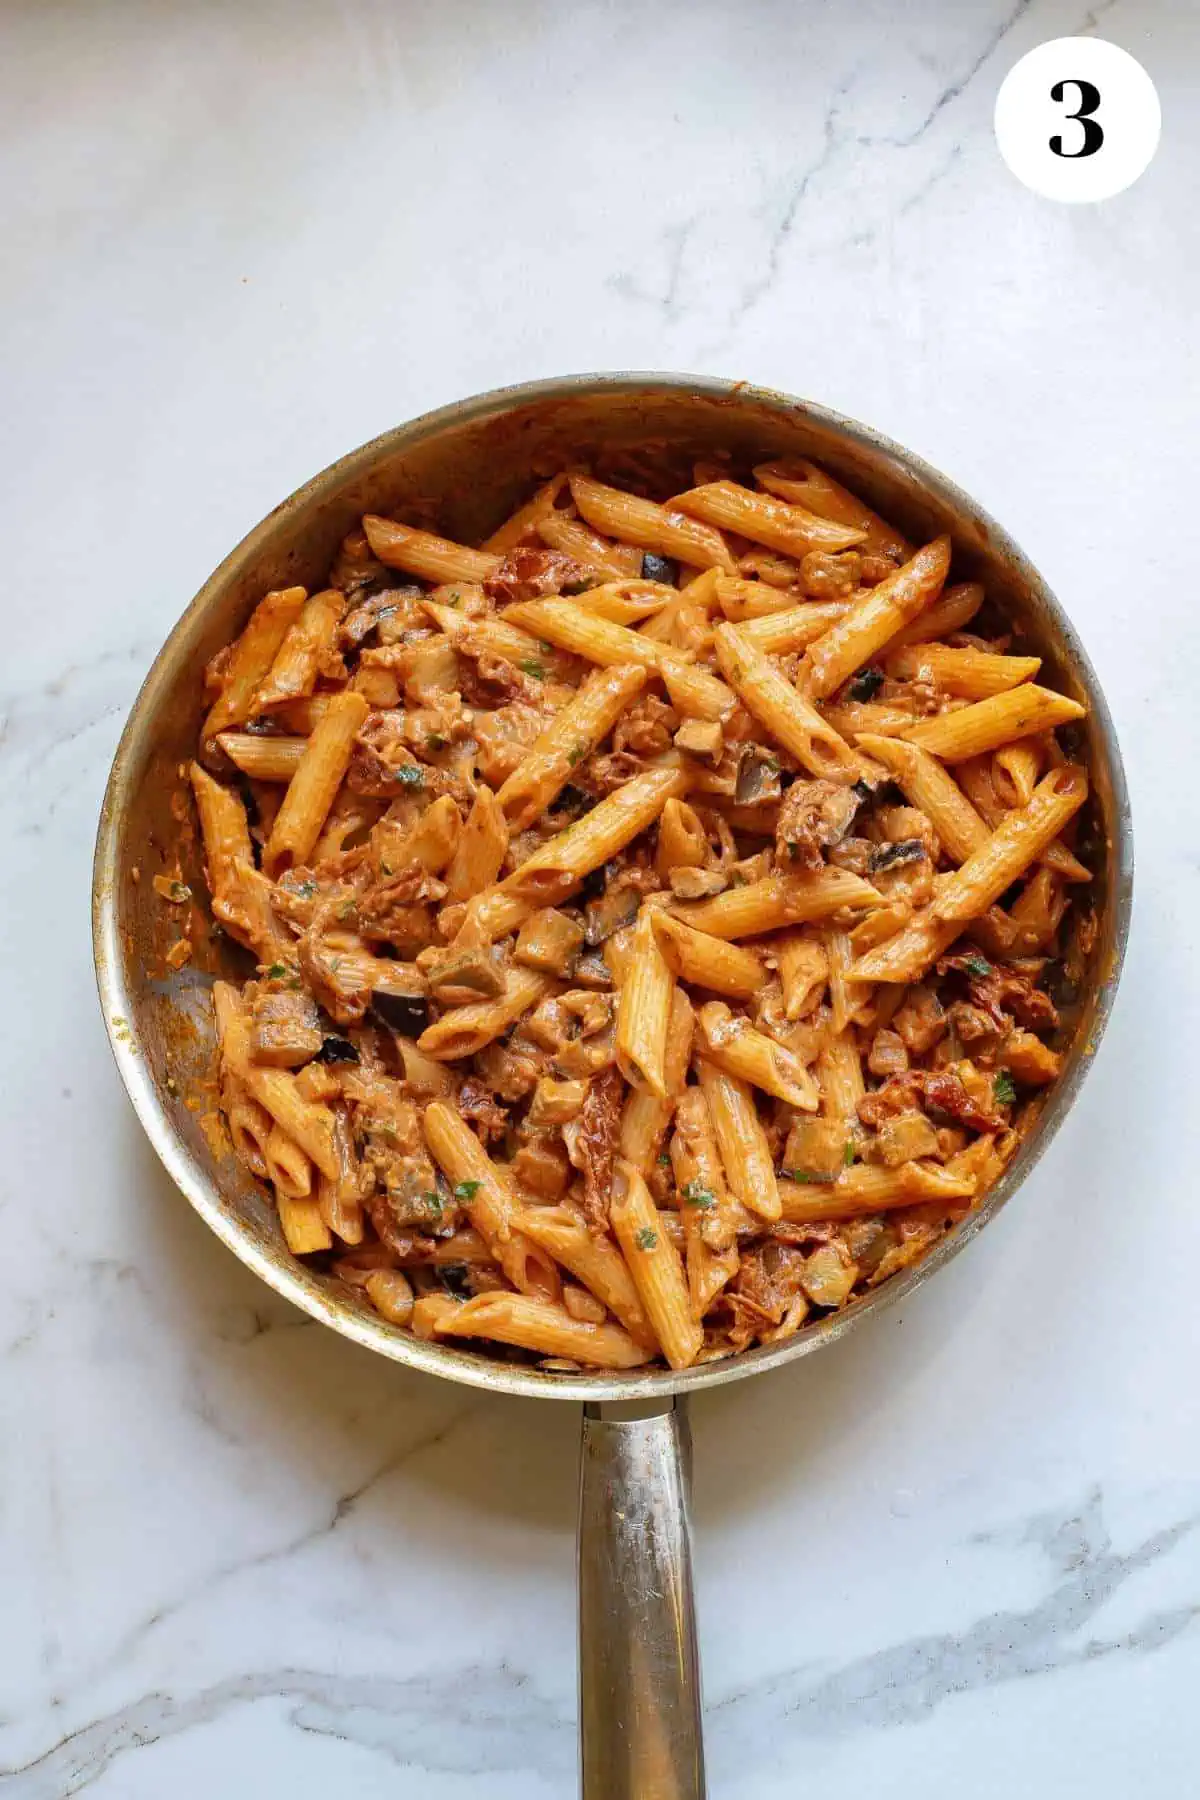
[786,1169,814,1183]
[994,1070,1017,1105]
[848,666,885,701]
[682,1182,716,1210]
[567,743,585,767]
[336,899,357,920]
[167,880,191,903]
[634,1226,658,1251]
[454,1180,482,1201]
[395,765,424,787]
[265,962,288,980]
[843,1140,856,1167]
[422,1191,445,1217]
[520,658,546,680]
[964,954,993,978]
[539,640,554,654]
[295,879,317,899]
[657,1151,672,1167]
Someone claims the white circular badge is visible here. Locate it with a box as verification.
[994,37,1160,202]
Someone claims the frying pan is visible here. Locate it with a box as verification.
[92,374,1132,1797]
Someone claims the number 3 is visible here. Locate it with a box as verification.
[1050,78,1103,157]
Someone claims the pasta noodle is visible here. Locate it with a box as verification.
[181,452,1091,1369]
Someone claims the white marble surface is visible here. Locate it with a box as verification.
[1,0,1196,1793]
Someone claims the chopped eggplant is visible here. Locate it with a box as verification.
[371,989,431,1034]
[869,838,926,873]
[313,1035,360,1064]
[736,745,783,806]
[641,552,677,585]
[573,953,615,989]
[584,884,641,946]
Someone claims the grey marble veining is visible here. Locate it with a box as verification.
[2,0,1197,1793]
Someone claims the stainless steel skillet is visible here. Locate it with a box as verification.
[93,373,1132,1797]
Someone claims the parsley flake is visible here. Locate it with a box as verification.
[786,1169,814,1184]
[265,962,288,979]
[682,1181,715,1209]
[994,1070,1017,1105]
[634,1226,658,1251]
[843,1141,856,1167]
[421,1191,445,1217]
[964,954,993,978]
[657,1151,672,1167]
[520,658,546,680]
[454,1180,482,1201]
[395,765,424,787]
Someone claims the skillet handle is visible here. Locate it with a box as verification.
[578,1395,706,1799]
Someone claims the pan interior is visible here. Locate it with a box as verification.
[92,374,1132,1402]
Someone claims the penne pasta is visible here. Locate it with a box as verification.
[671,868,881,939]
[569,472,736,572]
[802,536,952,700]
[855,733,989,865]
[778,1160,976,1223]
[815,1029,866,1121]
[888,581,984,649]
[715,575,800,621]
[494,663,647,831]
[436,1291,649,1366]
[190,762,254,899]
[362,513,500,584]
[739,600,852,654]
[418,967,552,1059]
[615,906,675,1098]
[652,912,765,999]
[421,598,551,669]
[481,473,570,553]
[442,788,509,903]
[696,1001,819,1110]
[201,586,307,741]
[902,684,1087,761]
[655,798,709,873]
[422,1100,558,1298]
[886,643,1042,698]
[930,766,1089,923]
[697,1059,781,1221]
[510,1207,659,1351]
[264,690,369,875]
[672,480,866,558]
[503,597,735,721]
[535,508,645,576]
[713,622,864,782]
[498,765,687,908]
[669,1087,740,1313]
[217,732,308,782]
[254,589,346,711]
[610,1167,703,1369]
[752,460,912,562]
